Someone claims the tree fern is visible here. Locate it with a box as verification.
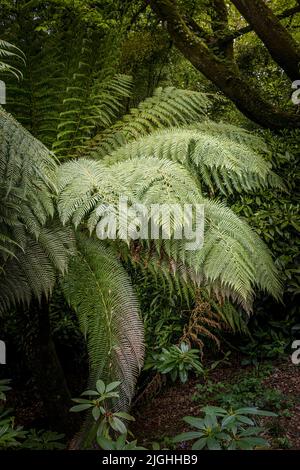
[57,157,282,311]
[0,107,145,444]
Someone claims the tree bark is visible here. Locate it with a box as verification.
[149,0,300,130]
[220,6,300,46]
[210,0,235,60]
[230,0,300,81]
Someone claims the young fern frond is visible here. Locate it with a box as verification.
[85,87,211,158]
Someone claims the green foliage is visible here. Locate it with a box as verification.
[129,265,193,351]
[0,409,26,448]
[239,327,289,365]
[105,123,282,195]
[231,129,300,322]
[144,307,185,351]
[0,108,144,449]
[0,86,285,450]
[87,87,211,158]
[97,433,146,450]
[0,379,11,401]
[0,39,25,79]
[0,108,74,314]
[174,406,276,450]
[216,376,290,412]
[0,382,65,449]
[22,430,65,450]
[1,1,126,147]
[71,380,135,446]
[209,351,232,370]
[57,156,282,311]
[193,366,294,414]
[274,436,292,449]
[53,73,133,158]
[145,343,203,383]
[0,0,296,452]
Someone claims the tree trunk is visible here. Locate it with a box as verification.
[219,6,300,45]
[24,297,74,434]
[231,0,300,81]
[150,0,300,130]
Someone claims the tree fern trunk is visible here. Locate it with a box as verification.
[24,297,74,434]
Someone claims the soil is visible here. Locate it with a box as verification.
[132,359,300,449]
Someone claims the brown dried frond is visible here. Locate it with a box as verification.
[180,291,222,356]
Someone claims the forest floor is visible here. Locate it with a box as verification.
[8,357,300,450]
[133,359,300,450]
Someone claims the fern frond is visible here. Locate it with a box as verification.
[0,220,74,313]
[57,157,282,311]
[194,121,268,151]
[85,87,211,158]
[61,234,144,409]
[0,39,25,80]
[103,126,282,194]
[53,72,133,158]
[0,108,73,312]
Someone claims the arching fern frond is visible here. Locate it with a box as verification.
[194,121,269,152]
[61,234,144,410]
[0,39,25,80]
[85,87,211,158]
[0,108,73,312]
[0,221,74,313]
[52,73,133,158]
[57,157,282,311]
[0,108,57,225]
[103,127,282,195]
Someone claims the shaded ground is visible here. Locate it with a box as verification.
[132,359,300,449]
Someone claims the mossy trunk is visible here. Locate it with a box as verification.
[150,0,300,130]
[231,0,300,81]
